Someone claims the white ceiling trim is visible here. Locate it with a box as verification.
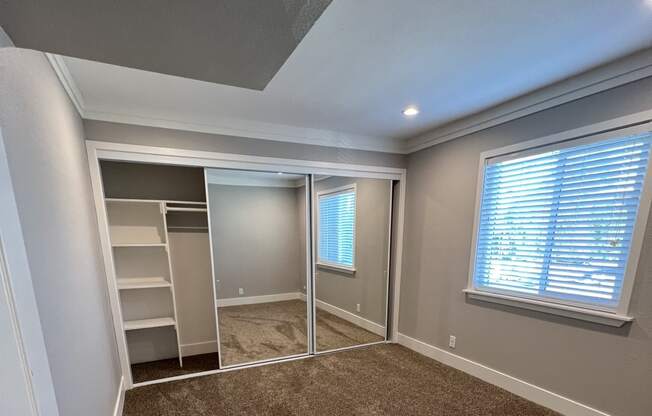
[46,53,85,116]
[47,53,405,154]
[82,108,405,154]
[406,48,652,153]
[48,49,652,156]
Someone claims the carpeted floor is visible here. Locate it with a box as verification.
[131,353,220,384]
[218,299,384,366]
[124,343,558,416]
[131,300,384,382]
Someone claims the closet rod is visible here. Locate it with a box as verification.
[165,207,207,213]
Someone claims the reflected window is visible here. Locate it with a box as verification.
[318,185,356,270]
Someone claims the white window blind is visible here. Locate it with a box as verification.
[473,133,652,310]
[318,188,356,268]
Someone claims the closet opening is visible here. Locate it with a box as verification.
[100,161,219,383]
[88,142,405,389]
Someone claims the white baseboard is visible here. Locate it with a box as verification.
[216,292,385,337]
[113,376,125,416]
[397,333,609,416]
[216,292,302,307]
[316,299,386,337]
[180,340,218,357]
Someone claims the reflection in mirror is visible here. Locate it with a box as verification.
[206,168,309,366]
[314,176,390,352]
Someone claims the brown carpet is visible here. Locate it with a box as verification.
[218,300,384,366]
[132,353,220,384]
[124,343,558,416]
[130,300,383,382]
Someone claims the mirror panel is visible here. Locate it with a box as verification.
[206,168,310,366]
[314,176,391,352]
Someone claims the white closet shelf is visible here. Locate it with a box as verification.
[123,317,176,331]
[117,277,171,290]
[106,198,206,205]
[111,242,167,248]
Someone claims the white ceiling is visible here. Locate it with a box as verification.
[59,0,652,153]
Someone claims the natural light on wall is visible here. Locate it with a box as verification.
[472,132,652,312]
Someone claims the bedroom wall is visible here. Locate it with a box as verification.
[399,75,652,416]
[0,47,120,416]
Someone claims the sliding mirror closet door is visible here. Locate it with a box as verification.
[314,176,391,352]
[101,161,219,383]
[206,169,310,367]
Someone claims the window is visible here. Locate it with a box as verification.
[317,185,356,271]
[467,128,652,326]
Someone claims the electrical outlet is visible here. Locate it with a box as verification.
[449,335,456,349]
[356,303,361,312]
[303,285,306,291]
[238,288,244,296]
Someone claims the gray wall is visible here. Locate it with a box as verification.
[208,184,304,299]
[0,48,120,415]
[84,119,407,168]
[400,76,652,416]
[101,161,206,202]
[315,177,391,326]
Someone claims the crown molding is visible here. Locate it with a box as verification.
[83,108,406,154]
[46,53,86,117]
[406,48,652,153]
[46,53,407,154]
[48,48,652,156]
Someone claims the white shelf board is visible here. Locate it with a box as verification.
[106,198,206,205]
[111,242,166,248]
[123,317,176,331]
[117,277,171,290]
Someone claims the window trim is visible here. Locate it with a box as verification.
[316,183,357,273]
[466,121,652,326]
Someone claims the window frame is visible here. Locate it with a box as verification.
[465,122,652,327]
[316,183,357,273]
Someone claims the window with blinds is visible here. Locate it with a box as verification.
[318,186,356,269]
[472,133,652,311]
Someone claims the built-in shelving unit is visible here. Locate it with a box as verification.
[106,198,185,368]
[105,198,209,370]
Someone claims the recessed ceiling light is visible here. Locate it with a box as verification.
[277,172,284,175]
[402,106,419,117]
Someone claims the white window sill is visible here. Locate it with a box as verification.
[316,262,356,274]
[463,289,633,327]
